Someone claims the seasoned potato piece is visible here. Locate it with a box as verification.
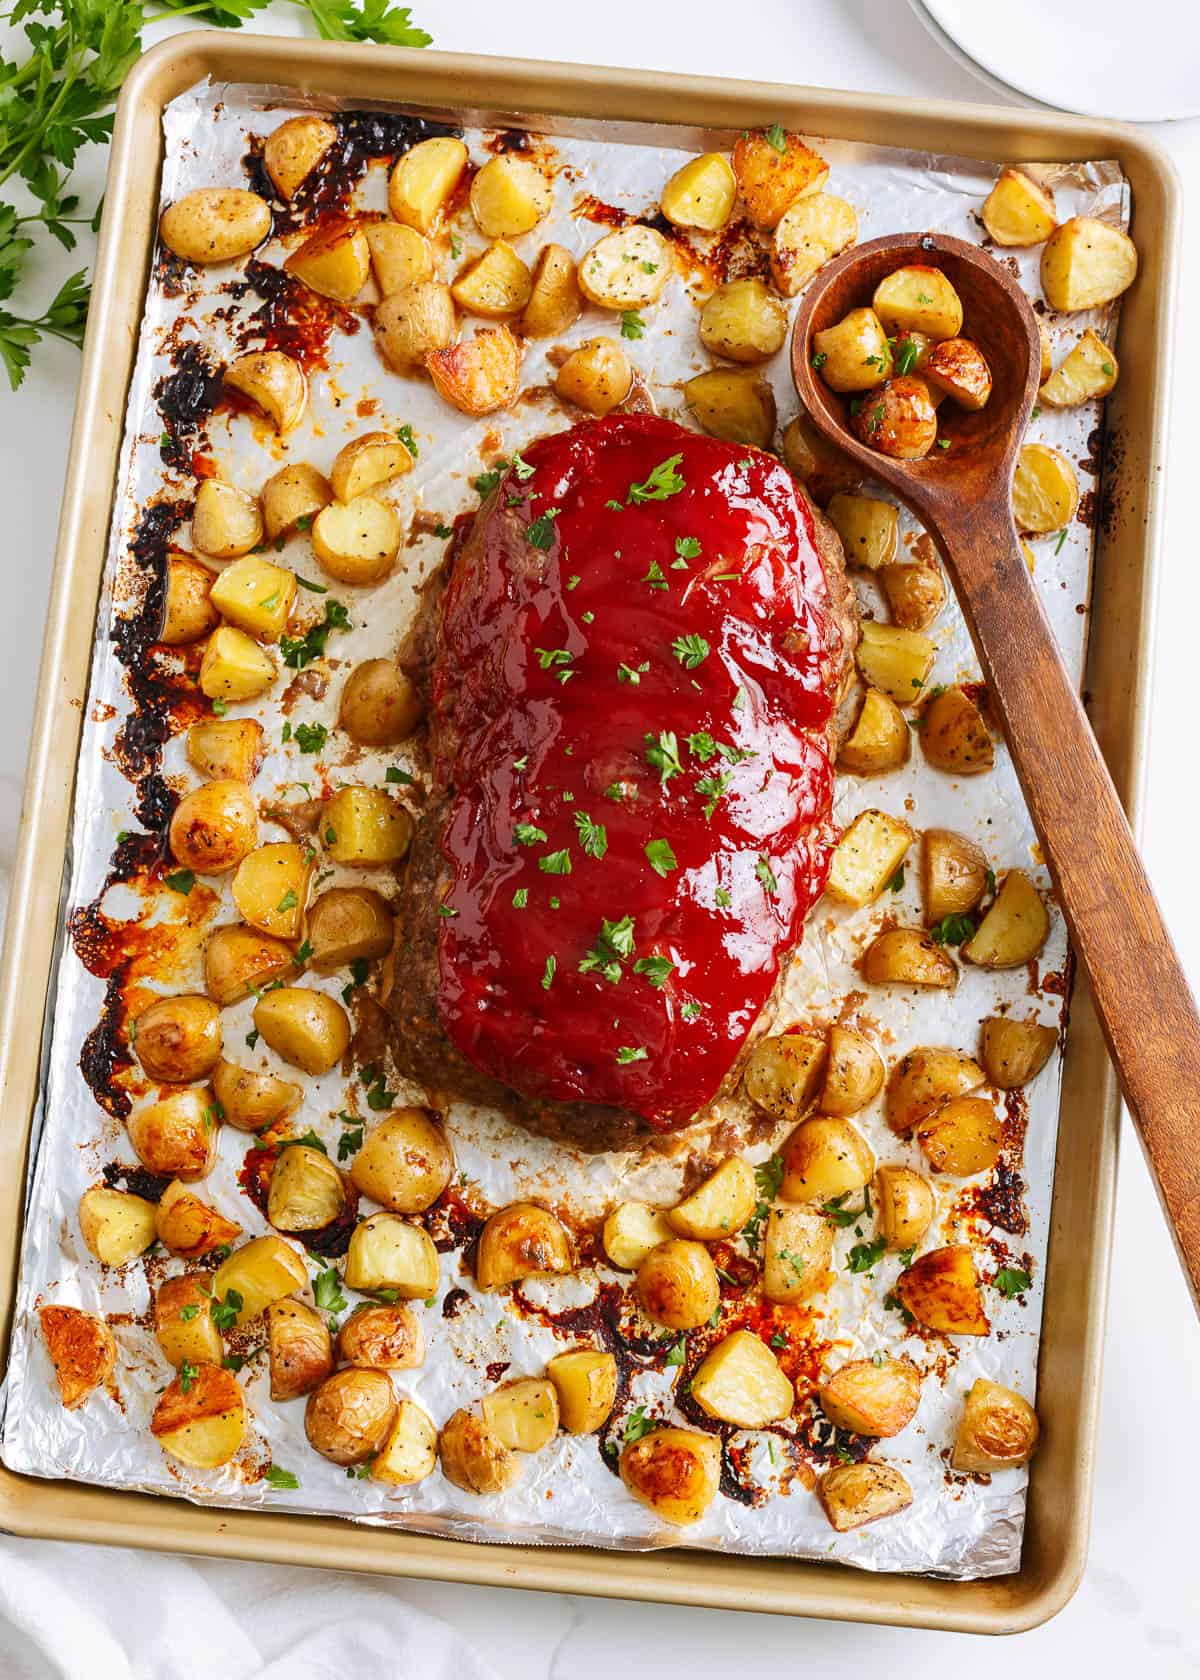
[389,136,469,234]
[128,1088,220,1181]
[880,558,946,631]
[231,842,312,940]
[155,1274,223,1369]
[668,1156,755,1241]
[263,114,337,199]
[819,1026,884,1118]
[305,1367,396,1466]
[252,986,351,1076]
[579,225,673,310]
[855,620,935,704]
[553,338,633,416]
[470,154,552,238]
[916,1096,1002,1176]
[199,626,276,704]
[547,1348,618,1434]
[203,924,293,1007]
[820,1356,921,1437]
[154,1179,241,1258]
[426,325,521,416]
[483,1377,559,1452]
[602,1201,675,1271]
[373,1398,438,1485]
[152,1363,247,1469]
[700,279,787,365]
[922,337,992,411]
[812,308,891,393]
[337,1301,422,1371]
[350,1107,453,1214]
[962,869,1049,968]
[307,886,393,972]
[636,1239,720,1330]
[439,1408,522,1494]
[225,350,307,432]
[338,659,422,746]
[981,1016,1057,1090]
[373,281,457,372]
[261,460,332,543]
[133,993,222,1084]
[161,552,218,645]
[620,1426,721,1526]
[826,808,915,908]
[886,1045,984,1135]
[518,243,582,338]
[862,927,957,990]
[838,687,910,775]
[1041,216,1137,312]
[685,368,775,448]
[476,1202,572,1291]
[1037,319,1053,384]
[267,1298,334,1401]
[169,779,257,876]
[1012,442,1079,534]
[952,1378,1039,1472]
[311,495,401,586]
[661,152,737,231]
[920,686,994,775]
[364,221,434,296]
[733,128,828,230]
[873,266,963,341]
[763,1203,832,1302]
[770,192,857,296]
[923,829,989,924]
[39,1305,115,1409]
[345,1212,439,1298]
[452,240,532,318]
[743,1030,826,1123]
[897,1244,990,1335]
[212,1058,301,1132]
[285,218,370,304]
[211,1234,308,1325]
[323,785,413,866]
[192,479,262,560]
[781,411,860,504]
[159,188,270,265]
[817,1461,912,1532]
[780,1116,873,1203]
[186,717,263,784]
[330,433,413,504]
[1040,328,1118,408]
[268,1143,348,1233]
[210,555,296,641]
[874,1164,935,1250]
[78,1185,157,1267]
[692,1329,793,1427]
[825,492,897,569]
[981,168,1057,247]
[851,374,939,460]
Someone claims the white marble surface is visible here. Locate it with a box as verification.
[3,0,1199,1669]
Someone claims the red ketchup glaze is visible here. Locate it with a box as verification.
[432,412,839,1131]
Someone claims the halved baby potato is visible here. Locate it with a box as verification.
[691,1329,794,1427]
[961,869,1049,968]
[252,985,351,1076]
[862,928,957,990]
[1039,328,1118,408]
[329,433,413,503]
[620,1426,721,1526]
[817,1461,912,1532]
[267,1143,349,1234]
[388,136,469,234]
[874,1163,935,1250]
[451,240,532,318]
[374,281,458,372]
[763,1203,832,1302]
[923,828,989,924]
[336,1301,423,1370]
[364,221,434,296]
[854,620,936,704]
[578,225,673,310]
[211,1234,309,1326]
[209,554,297,641]
[285,217,370,304]
[886,1045,984,1136]
[879,559,946,631]
[780,1116,874,1203]
[426,325,521,416]
[306,886,393,971]
[518,243,582,338]
[151,1363,247,1469]
[323,786,413,866]
[203,924,294,1007]
[482,1377,559,1452]
[306,1367,396,1467]
[818,1026,884,1118]
[662,151,736,231]
[668,1156,755,1241]
[700,279,788,365]
[39,1304,115,1410]
[349,1107,453,1214]
[161,552,218,645]
[159,188,271,265]
[231,842,313,940]
[743,1030,827,1123]
[267,1297,334,1401]
[469,154,553,238]
[211,1058,302,1133]
[186,717,264,784]
[897,1244,990,1336]
[770,192,857,297]
[261,460,332,543]
[312,495,401,585]
[819,1356,922,1437]
[872,265,963,342]
[547,1348,618,1434]
[192,479,263,560]
[684,369,776,448]
[154,1179,242,1259]
[636,1238,720,1330]
[169,779,258,876]
[439,1407,522,1494]
[200,627,276,704]
[837,687,910,776]
[373,1398,438,1485]
[476,1202,572,1291]
[339,659,423,744]
[128,1088,220,1181]
[916,1095,1002,1176]
[733,128,828,230]
[851,375,939,460]
[826,808,915,908]
[1040,216,1137,312]
[825,492,898,568]
[812,307,891,393]
[980,1016,1057,1090]
[1012,442,1079,534]
[553,338,633,417]
[922,337,992,411]
[602,1201,676,1271]
[981,168,1057,248]
[919,686,994,775]
[155,1273,224,1369]
[344,1211,439,1297]
[78,1185,157,1267]
[951,1378,1039,1472]
[224,350,307,432]
[263,114,338,200]
[133,993,222,1084]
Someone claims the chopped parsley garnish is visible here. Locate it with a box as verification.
[622,1404,657,1441]
[644,838,677,877]
[210,1289,243,1331]
[916,291,933,305]
[605,498,624,511]
[642,559,668,590]
[664,1338,687,1367]
[538,849,572,875]
[742,1153,784,1251]
[537,647,574,671]
[450,233,463,259]
[620,310,645,340]
[617,662,648,685]
[511,451,536,481]
[293,721,327,754]
[526,507,562,549]
[680,999,701,1021]
[512,888,529,909]
[473,462,508,496]
[994,1266,1032,1298]
[672,633,710,669]
[386,766,415,785]
[822,1189,871,1228]
[627,454,685,505]
[164,868,194,895]
[574,811,608,859]
[279,600,350,671]
[930,912,976,945]
[894,338,919,375]
[756,856,779,894]
[936,436,951,450]
[604,781,634,802]
[433,523,454,539]
[514,823,548,847]
[811,350,827,370]
[436,905,458,918]
[715,887,732,908]
[579,915,636,984]
[695,771,731,820]
[541,954,556,989]
[616,1045,648,1064]
[361,1064,396,1111]
[846,1237,888,1275]
[1054,529,1069,554]
[395,423,418,458]
[886,863,905,893]
[764,121,787,152]
[675,535,701,560]
[314,1265,347,1318]
[566,574,581,591]
[337,1117,364,1161]
[686,731,717,762]
[179,1304,199,1322]
[633,954,674,988]
[644,730,683,785]
[276,888,298,914]
[264,1465,300,1490]
[179,1360,198,1394]
[295,574,327,593]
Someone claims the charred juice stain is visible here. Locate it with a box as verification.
[78,970,134,1120]
[972,1155,1029,1236]
[236,1135,361,1254]
[572,193,632,228]
[441,1286,469,1319]
[238,1146,275,1217]
[423,1185,485,1256]
[484,1359,511,1383]
[154,245,192,298]
[704,216,773,286]
[155,342,225,472]
[485,129,531,155]
[710,1242,757,1294]
[102,1159,171,1202]
[301,1191,360,1259]
[1041,950,1073,999]
[230,259,357,371]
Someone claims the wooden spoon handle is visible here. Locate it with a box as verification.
[933,506,1200,1313]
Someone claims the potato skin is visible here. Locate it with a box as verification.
[261,460,332,542]
[192,479,263,560]
[252,986,351,1077]
[439,1408,523,1494]
[817,1461,912,1532]
[374,281,457,372]
[263,114,337,199]
[763,1204,832,1303]
[267,1143,349,1233]
[685,369,776,449]
[851,375,938,460]
[338,659,423,747]
[781,412,861,504]
[818,1026,884,1117]
[547,1348,618,1434]
[154,1179,241,1258]
[838,688,910,776]
[133,994,222,1084]
[211,1058,301,1132]
[388,136,468,234]
[886,1046,984,1135]
[155,1274,224,1369]
[284,217,370,304]
[151,1363,247,1469]
[161,552,218,645]
[922,828,989,924]
[306,887,393,972]
[169,780,258,876]
[305,1367,397,1466]
[224,349,307,433]
[980,1016,1057,1090]
[619,1426,721,1525]
[874,1164,935,1250]
[916,1095,1002,1177]
[880,559,946,631]
[160,188,271,264]
[553,339,633,417]
[636,1239,720,1330]
[819,1357,922,1437]
[897,1244,990,1336]
[186,718,263,784]
[732,128,828,230]
[920,687,994,775]
[518,243,582,338]
[700,279,788,365]
[862,927,957,990]
[812,307,891,392]
[922,337,992,411]
[780,1116,874,1203]
[475,1202,572,1291]
[128,1087,219,1181]
[743,1030,826,1122]
[267,1298,334,1402]
[962,870,1049,968]
[951,1378,1039,1472]
[1012,442,1079,534]
[203,925,294,1007]
[425,325,522,416]
[231,841,312,940]
[78,1185,158,1267]
[667,1155,756,1241]
[336,1302,423,1370]
[349,1107,454,1214]
[39,1304,115,1409]
[469,154,552,239]
[330,434,412,503]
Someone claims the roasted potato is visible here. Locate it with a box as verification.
[743,1029,826,1123]
[872,265,963,342]
[874,1164,935,1250]
[311,494,401,586]
[518,243,582,338]
[337,1301,423,1370]
[260,460,332,543]
[482,1377,560,1452]
[763,1203,832,1302]
[602,1201,676,1271]
[1012,442,1079,534]
[211,1058,302,1132]
[128,1087,219,1181]
[133,993,222,1084]
[345,1212,439,1297]
[851,375,939,460]
[267,1297,334,1401]
[225,350,307,433]
[916,1096,1002,1176]
[199,626,276,704]
[307,886,393,972]
[426,325,522,416]
[1039,327,1118,408]
[668,1156,756,1241]
[285,218,370,304]
[155,1274,223,1369]
[685,368,776,448]
[961,869,1049,967]
[854,619,935,704]
[329,434,413,504]
[154,1179,241,1258]
[661,152,737,231]
[817,1461,912,1532]
[838,687,910,775]
[476,1201,572,1291]
[733,128,828,230]
[780,411,861,504]
[919,686,994,775]
[161,552,218,645]
[691,1329,794,1427]
[981,168,1057,247]
[373,281,457,372]
[812,308,891,393]
[553,338,633,416]
[186,717,263,784]
[578,225,672,311]
[252,986,351,1077]
[39,1304,115,1409]
[1040,216,1137,312]
[373,1398,438,1485]
[818,1026,884,1117]
[389,136,469,234]
[862,927,958,990]
[211,1234,308,1324]
[439,1407,522,1494]
[547,1348,618,1434]
[620,1426,720,1526]
[820,1356,921,1437]
[771,192,858,296]
[825,492,898,569]
[151,1363,247,1469]
[192,478,263,560]
[364,221,434,296]
[350,1107,453,1214]
[267,1143,349,1233]
[323,786,412,866]
[451,240,532,318]
[305,1367,396,1466]
[338,659,423,745]
[78,1185,157,1267]
[203,923,294,1007]
[1038,319,1053,383]
[263,114,337,199]
[897,1244,990,1335]
[826,808,915,908]
[470,154,552,238]
[922,337,992,411]
[951,1378,1039,1472]
[700,279,788,364]
[159,188,271,265]
[980,1016,1057,1090]
[780,1116,874,1203]
[880,558,946,630]
[231,842,312,941]
[636,1238,720,1330]
[886,1045,984,1135]
[922,828,989,924]
[169,779,257,877]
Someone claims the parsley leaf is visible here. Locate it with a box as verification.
[513,823,548,847]
[894,337,919,375]
[526,507,561,549]
[633,954,674,988]
[179,1359,198,1394]
[620,310,645,340]
[930,912,976,945]
[671,633,710,669]
[626,454,684,504]
[279,600,350,671]
[622,1404,657,1442]
[164,868,194,895]
[538,849,572,875]
[578,915,636,984]
[644,730,683,785]
[846,1238,888,1275]
[541,954,556,989]
[994,1265,1032,1298]
[573,811,608,859]
[685,731,717,762]
[313,1265,347,1317]
[764,122,787,152]
[675,535,701,560]
[210,1289,243,1331]
[292,721,327,755]
[616,1045,648,1064]
[644,838,677,877]
[756,856,779,894]
[264,1464,300,1490]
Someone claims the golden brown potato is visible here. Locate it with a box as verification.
[350,1108,453,1214]
[252,986,351,1077]
[1012,442,1079,534]
[919,686,994,775]
[579,225,672,310]
[837,687,910,775]
[880,558,946,631]
[267,1297,334,1401]
[668,1156,756,1241]
[962,869,1049,968]
[323,786,413,865]
[922,828,989,924]
[199,626,276,704]
[691,1329,794,1427]
[151,1363,247,1469]
[225,350,307,433]
[701,279,788,365]
[1037,319,1053,384]
[169,779,257,877]
[685,368,776,448]
[159,188,270,265]
[426,324,522,416]
[364,220,434,296]
[155,1274,223,1369]
[192,479,263,561]
[154,1179,241,1259]
[212,1058,301,1132]
[470,154,553,238]
[518,243,582,338]
[922,337,992,411]
[661,152,737,231]
[231,842,312,941]
[211,1234,308,1325]
[817,1461,912,1532]
[770,192,858,296]
[636,1238,720,1330]
[951,1378,1039,1472]
[133,994,222,1084]
[307,887,393,972]
[601,1201,676,1271]
[373,281,458,372]
[38,1305,115,1410]
[825,491,897,569]
[482,1377,559,1452]
[763,1204,832,1302]
[439,1408,523,1494]
[981,168,1057,247]
[311,495,401,586]
[916,1096,1002,1176]
[389,136,469,234]
[373,1398,438,1485]
[305,1367,397,1466]
[812,307,891,393]
[873,266,963,342]
[733,128,828,230]
[261,460,332,543]
[886,1045,984,1135]
[851,375,939,460]
[547,1348,618,1434]
[452,240,532,318]
[553,338,633,417]
[267,1143,349,1233]
[897,1244,990,1335]
[263,114,337,199]
[820,1357,922,1437]
[345,1212,439,1297]
[862,927,957,990]
[161,552,218,645]
[285,218,370,304]
[1040,327,1118,408]
[186,717,263,784]
[980,1016,1057,1090]
[818,1026,884,1117]
[337,1301,423,1370]
[874,1164,935,1250]
[128,1088,219,1181]
[338,659,423,746]
[826,808,915,908]
[781,411,861,504]
[780,1116,874,1203]
[78,1185,157,1266]
[854,620,935,704]
[476,1201,572,1291]
[203,924,294,1007]
[1041,216,1137,312]
[620,1426,721,1526]
[329,434,413,504]
[743,1030,827,1123]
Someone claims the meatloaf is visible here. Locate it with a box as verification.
[388,412,855,1152]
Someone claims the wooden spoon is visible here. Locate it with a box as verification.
[792,231,1200,1312]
